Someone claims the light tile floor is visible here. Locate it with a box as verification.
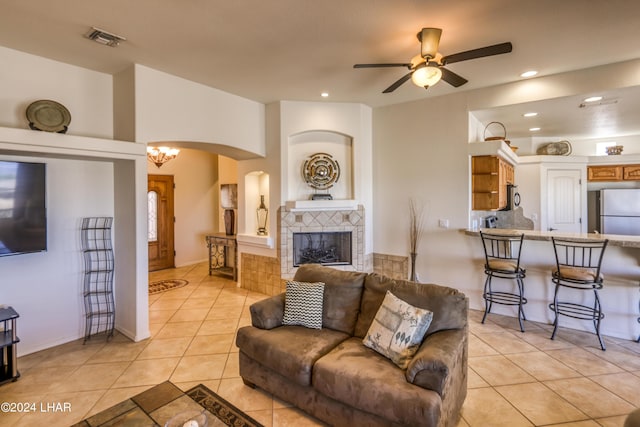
[2,262,639,426]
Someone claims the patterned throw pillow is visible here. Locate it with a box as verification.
[283,280,325,329]
[363,290,433,369]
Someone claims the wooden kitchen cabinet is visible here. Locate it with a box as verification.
[623,165,640,180]
[587,165,622,181]
[472,155,515,210]
[587,164,640,181]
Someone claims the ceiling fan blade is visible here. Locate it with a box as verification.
[440,67,468,87]
[383,72,413,93]
[441,42,513,65]
[354,63,411,69]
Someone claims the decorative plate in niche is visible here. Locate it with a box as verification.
[302,152,340,190]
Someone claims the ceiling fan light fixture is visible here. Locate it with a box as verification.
[411,63,442,87]
[410,54,426,68]
[418,28,442,59]
[354,27,512,93]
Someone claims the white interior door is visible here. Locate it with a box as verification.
[547,169,582,232]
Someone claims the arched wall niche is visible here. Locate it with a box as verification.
[244,171,270,236]
[287,130,353,201]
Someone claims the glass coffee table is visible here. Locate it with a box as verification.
[72,381,261,427]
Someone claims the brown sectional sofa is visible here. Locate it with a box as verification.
[236,264,469,427]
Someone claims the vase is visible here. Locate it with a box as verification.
[256,195,268,235]
[224,209,235,236]
[410,252,417,282]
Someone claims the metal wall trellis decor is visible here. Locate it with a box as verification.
[302,152,340,194]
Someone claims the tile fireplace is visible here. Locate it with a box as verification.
[279,202,365,279]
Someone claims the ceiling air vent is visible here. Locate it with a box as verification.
[85,27,126,47]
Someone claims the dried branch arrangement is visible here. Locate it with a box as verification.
[409,198,424,254]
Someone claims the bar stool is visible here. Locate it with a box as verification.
[479,231,527,332]
[636,281,640,343]
[549,237,609,350]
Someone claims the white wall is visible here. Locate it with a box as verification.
[279,101,374,254]
[236,102,282,259]
[373,63,640,340]
[0,154,114,355]
[373,93,471,282]
[0,46,113,139]
[569,134,640,156]
[0,47,266,354]
[236,100,374,259]
[133,65,265,157]
[113,66,136,142]
[467,59,640,112]
[147,148,219,267]
[0,47,150,354]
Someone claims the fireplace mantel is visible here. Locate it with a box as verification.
[285,199,359,212]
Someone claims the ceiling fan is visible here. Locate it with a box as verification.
[354,28,513,93]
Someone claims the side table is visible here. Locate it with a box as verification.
[0,306,20,384]
[206,233,237,281]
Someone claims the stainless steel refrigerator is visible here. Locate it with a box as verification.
[599,188,640,235]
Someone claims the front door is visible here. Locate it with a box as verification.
[148,174,175,271]
[547,169,582,232]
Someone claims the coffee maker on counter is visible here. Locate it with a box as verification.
[504,184,521,211]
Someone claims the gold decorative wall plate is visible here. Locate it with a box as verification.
[26,99,71,133]
[302,152,340,190]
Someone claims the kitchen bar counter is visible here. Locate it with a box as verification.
[462,228,640,248]
[462,227,640,341]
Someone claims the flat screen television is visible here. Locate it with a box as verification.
[0,160,47,256]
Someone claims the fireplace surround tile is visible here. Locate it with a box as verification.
[240,204,369,293]
[279,204,365,279]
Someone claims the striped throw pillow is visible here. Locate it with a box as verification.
[283,280,325,329]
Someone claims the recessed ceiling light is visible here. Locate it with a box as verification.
[579,97,617,108]
[520,70,538,78]
[321,92,329,98]
[583,96,603,103]
[529,127,541,132]
[523,112,538,117]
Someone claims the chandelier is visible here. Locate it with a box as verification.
[147,146,180,168]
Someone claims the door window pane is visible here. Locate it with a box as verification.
[148,191,158,242]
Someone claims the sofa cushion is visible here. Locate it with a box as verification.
[293,264,367,334]
[363,291,433,369]
[236,325,349,387]
[313,337,442,426]
[392,280,467,335]
[354,273,395,338]
[283,280,325,329]
[354,273,467,338]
